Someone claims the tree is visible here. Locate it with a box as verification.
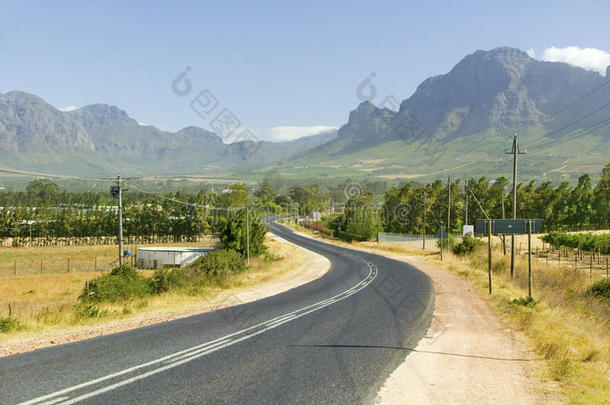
[593,163,610,229]
[26,179,60,206]
[255,182,276,204]
[219,209,267,256]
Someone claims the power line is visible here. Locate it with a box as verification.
[541,80,610,122]
[0,167,117,182]
[543,101,610,138]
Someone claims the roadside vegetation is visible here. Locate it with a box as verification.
[0,209,298,346]
[288,222,609,404]
[433,246,609,404]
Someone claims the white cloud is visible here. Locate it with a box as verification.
[526,48,536,58]
[138,122,149,126]
[261,125,338,142]
[58,105,79,112]
[541,46,610,75]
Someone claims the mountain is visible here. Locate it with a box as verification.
[0,92,337,175]
[0,92,94,152]
[265,47,609,182]
[1,46,608,182]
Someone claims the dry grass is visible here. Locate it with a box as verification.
[0,236,307,344]
[0,238,218,276]
[429,248,610,404]
[285,222,610,403]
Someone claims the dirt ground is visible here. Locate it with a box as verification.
[374,255,561,404]
[0,233,330,357]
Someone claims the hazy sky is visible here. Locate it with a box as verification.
[2,0,609,141]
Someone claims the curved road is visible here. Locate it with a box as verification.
[0,223,434,405]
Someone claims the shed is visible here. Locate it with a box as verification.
[137,247,215,269]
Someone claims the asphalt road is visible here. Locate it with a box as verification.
[0,223,434,405]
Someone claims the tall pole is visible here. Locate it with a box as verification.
[488,218,492,295]
[464,180,469,226]
[501,187,507,255]
[422,192,427,250]
[246,205,250,265]
[447,174,451,249]
[506,134,526,278]
[117,175,123,267]
[527,219,532,299]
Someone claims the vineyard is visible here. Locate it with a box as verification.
[542,232,610,255]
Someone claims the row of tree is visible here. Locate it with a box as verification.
[321,163,610,238]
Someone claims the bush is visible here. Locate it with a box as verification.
[0,316,24,333]
[511,296,538,307]
[153,249,247,292]
[587,277,610,301]
[80,265,154,303]
[337,231,369,242]
[452,233,484,255]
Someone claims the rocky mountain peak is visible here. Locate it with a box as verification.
[68,103,135,132]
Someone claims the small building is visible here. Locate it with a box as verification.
[137,247,215,269]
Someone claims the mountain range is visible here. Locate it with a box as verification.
[1,46,609,182]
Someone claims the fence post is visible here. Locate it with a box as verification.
[67,257,70,274]
[8,303,11,317]
[574,252,577,271]
[40,259,43,275]
[13,260,16,276]
[94,256,97,272]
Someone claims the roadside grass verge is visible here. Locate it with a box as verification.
[428,248,609,404]
[0,236,304,346]
[285,222,609,403]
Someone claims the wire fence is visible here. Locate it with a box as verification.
[378,232,463,250]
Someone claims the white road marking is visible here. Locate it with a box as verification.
[19,258,377,405]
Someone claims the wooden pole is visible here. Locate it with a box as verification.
[488,219,493,295]
[40,259,43,275]
[67,257,70,274]
[13,260,16,276]
[527,219,532,299]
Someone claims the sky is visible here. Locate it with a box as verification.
[1,0,609,142]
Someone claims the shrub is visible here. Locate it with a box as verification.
[337,231,369,242]
[452,233,484,255]
[587,277,610,301]
[0,316,24,333]
[511,296,538,307]
[152,249,247,292]
[80,265,154,303]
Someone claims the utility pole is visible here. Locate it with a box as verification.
[527,219,532,299]
[246,204,250,265]
[117,175,123,267]
[422,191,427,250]
[447,174,451,249]
[501,186,507,255]
[505,134,526,278]
[464,180,469,226]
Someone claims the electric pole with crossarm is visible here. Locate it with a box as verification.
[505,134,526,278]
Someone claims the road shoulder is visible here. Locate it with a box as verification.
[374,255,558,404]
